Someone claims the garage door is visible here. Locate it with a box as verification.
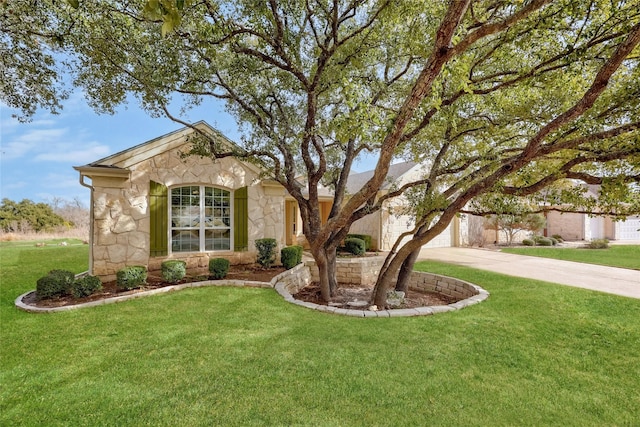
[616,216,640,240]
[389,215,452,249]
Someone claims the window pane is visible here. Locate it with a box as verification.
[170,186,231,253]
[171,230,200,252]
[205,229,231,251]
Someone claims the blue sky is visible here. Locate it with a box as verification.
[1,93,377,208]
[1,94,242,207]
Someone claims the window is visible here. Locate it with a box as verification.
[170,186,231,252]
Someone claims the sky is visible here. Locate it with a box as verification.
[0,94,279,207]
[1,87,381,208]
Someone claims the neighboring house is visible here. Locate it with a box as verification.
[75,122,289,279]
[347,162,465,250]
[477,185,640,244]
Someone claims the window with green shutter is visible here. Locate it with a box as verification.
[150,180,168,257]
[234,186,248,251]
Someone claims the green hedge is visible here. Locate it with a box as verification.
[116,266,147,290]
[161,260,187,283]
[71,275,103,298]
[281,245,303,270]
[36,270,75,300]
[346,234,371,251]
[209,258,230,279]
[344,237,366,256]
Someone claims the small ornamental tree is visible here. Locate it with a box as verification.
[255,238,277,268]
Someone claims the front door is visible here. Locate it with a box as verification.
[285,201,297,246]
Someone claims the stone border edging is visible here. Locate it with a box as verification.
[274,274,489,318]
[15,264,489,316]
[15,280,272,313]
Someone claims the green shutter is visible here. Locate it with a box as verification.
[234,186,248,251]
[150,181,168,257]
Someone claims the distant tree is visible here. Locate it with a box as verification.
[0,199,68,233]
[49,197,89,231]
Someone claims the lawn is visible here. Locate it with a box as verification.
[501,244,640,270]
[2,241,639,426]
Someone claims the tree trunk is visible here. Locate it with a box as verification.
[311,247,332,302]
[372,244,414,307]
[326,247,338,296]
[394,248,421,293]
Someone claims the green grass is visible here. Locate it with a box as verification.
[2,242,640,425]
[501,244,640,270]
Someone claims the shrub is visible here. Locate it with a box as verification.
[294,245,303,264]
[552,234,564,242]
[116,266,147,290]
[549,237,558,246]
[36,269,75,300]
[537,237,553,246]
[281,246,302,270]
[71,275,103,298]
[522,238,534,246]
[255,238,277,268]
[588,238,609,249]
[209,258,230,279]
[346,234,372,251]
[161,260,187,283]
[344,237,366,256]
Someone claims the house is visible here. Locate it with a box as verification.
[75,124,463,279]
[473,185,640,244]
[346,162,465,250]
[543,185,640,241]
[75,122,290,279]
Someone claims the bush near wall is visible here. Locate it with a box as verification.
[161,260,187,283]
[281,245,303,270]
[346,234,372,251]
[255,238,277,268]
[71,275,103,298]
[209,258,230,279]
[344,237,366,256]
[116,266,147,290]
[36,270,75,300]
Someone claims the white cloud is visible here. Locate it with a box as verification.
[35,142,111,163]
[1,125,110,163]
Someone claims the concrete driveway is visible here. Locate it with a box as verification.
[418,247,640,299]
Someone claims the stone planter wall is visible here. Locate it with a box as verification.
[306,256,386,285]
[407,271,481,300]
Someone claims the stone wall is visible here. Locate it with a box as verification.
[90,145,285,280]
[407,271,480,300]
[306,256,385,285]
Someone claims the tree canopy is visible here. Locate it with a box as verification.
[5,0,639,305]
[0,198,69,233]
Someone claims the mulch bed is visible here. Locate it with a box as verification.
[24,264,286,308]
[294,282,457,309]
[23,264,458,310]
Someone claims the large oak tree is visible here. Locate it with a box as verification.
[4,0,639,305]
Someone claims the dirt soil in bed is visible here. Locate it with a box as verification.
[24,264,286,308]
[24,264,457,310]
[294,282,457,309]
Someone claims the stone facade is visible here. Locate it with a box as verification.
[79,125,286,280]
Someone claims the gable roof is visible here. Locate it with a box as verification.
[346,161,418,194]
[74,121,262,176]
